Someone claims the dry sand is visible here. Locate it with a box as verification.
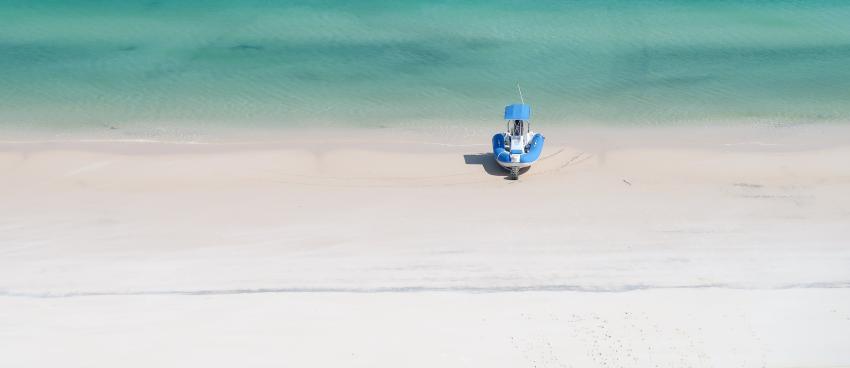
[1,124,849,367]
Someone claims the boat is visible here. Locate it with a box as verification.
[492,103,545,180]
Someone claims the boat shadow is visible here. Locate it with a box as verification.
[463,153,528,179]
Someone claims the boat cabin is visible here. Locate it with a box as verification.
[504,103,532,154]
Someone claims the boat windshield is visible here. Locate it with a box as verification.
[512,120,523,135]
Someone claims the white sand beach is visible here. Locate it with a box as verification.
[2,124,850,367]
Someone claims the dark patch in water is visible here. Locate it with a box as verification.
[291,71,322,81]
[653,74,714,86]
[640,43,850,63]
[610,43,850,88]
[191,37,503,80]
[231,44,265,51]
[144,1,162,10]
[118,45,138,52]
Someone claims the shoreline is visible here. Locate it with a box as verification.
[3,123,850,153]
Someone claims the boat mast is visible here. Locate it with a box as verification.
[516,82,525,104]
[516,83,529,133]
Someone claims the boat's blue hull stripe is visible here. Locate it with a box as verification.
[492,133,545,164]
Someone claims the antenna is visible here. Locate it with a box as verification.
[516,83,525,104]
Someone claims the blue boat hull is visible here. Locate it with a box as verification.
[493,133,545,168]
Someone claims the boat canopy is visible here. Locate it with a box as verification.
[504,103,530,120]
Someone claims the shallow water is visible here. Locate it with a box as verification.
[2,1,850,134]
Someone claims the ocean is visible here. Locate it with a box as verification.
[2,0,850,135]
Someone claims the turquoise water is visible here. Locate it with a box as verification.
[2,1,850,133]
